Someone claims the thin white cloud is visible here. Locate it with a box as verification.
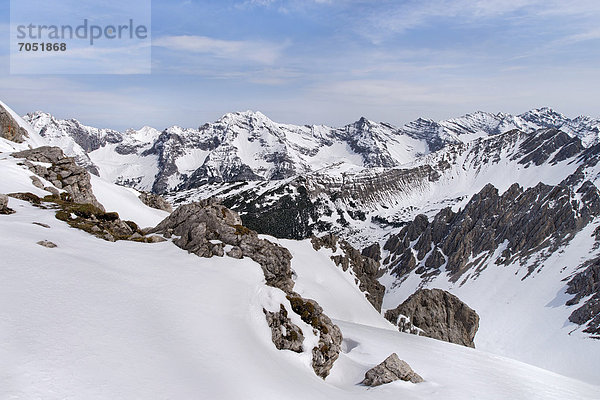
[555,29,600,45]
[152,35,287,65]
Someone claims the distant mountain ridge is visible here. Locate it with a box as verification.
[23,107,600,194]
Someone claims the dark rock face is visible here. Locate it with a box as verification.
[384,180,600,282]
[361,353,423,386]
[12,146,104,210]
[566,258,600,335]
[138,192,172,212]
[263,305,304,353]
[0,194,15,215]
[361,243,381,262]
[311,234,385,312]
[385,289,480,348]
[0,106,28,143]
[515,128,584,166]
[150,200,343,377]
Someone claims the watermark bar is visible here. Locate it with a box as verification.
[10,0,151,74]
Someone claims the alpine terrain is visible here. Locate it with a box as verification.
[1,98,599,399]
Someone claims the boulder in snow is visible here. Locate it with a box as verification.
[361,353,423,386]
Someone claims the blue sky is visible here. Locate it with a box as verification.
[1,0,600,130]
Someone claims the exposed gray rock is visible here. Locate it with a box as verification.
[226,246,243,259]
[566,258,600,335]
[0,105,29,143]
[312,234,385,312]
[145,235,167,243]
[286,294,343,379]
[12,146,104,210]
[0,194,15,215]
[151,200,294,292]
[32,222,50,228]
[138,191,173,212]
[30,175,44,189]
[361,353,423,386]
[263,304,304,353]
[385,289,479,348]
[36,240,57,248]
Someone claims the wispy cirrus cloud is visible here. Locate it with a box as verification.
[153,35,288,65]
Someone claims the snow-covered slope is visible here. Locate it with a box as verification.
[2,193,599,399]
[381,213,600,384]
[0,101,45,151]
[7,99,600,392]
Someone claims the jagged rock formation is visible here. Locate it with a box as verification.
[566,258,600,336]
[149,200,342,378]
[383,179,600,282]
[311,234,385,311]
[263,305,304,353]
[0,194,15,215]
[12,146,104,210]
[385,289,479,348]
[138,191,173,212]
[361,353,423,386]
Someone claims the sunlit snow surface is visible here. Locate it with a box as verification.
[1,197,599,399]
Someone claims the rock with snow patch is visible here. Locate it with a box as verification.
[0,194,15,215]
[263,304,304,353]
[312,234,384,312]
[12,146,104,210]
[361,353,423,386]
[138,191,173,212]
[36,240,57,248]
[385,288,479,348]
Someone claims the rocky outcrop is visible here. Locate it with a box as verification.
[311,234,385,311]
[286,294,343,379]
[138,191,173,212]
[0,194,15,215]
[37,240,57,248]
[150,200,343,377]
[385,289,479,348]
[12,146,104,210]
[263,305,304,353]
[361,353,423,386]
[566,258,600,335]
[0,105,28,143]
[150,200,294,292]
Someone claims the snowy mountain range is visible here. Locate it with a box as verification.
[2,99,600,397]
[23,106,600,195]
